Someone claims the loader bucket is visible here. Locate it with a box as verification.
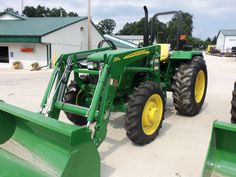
[202,121,236,177]
[0,101,100,177]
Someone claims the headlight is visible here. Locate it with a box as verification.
[87,62,98,70]
[78,59,87,68]
[87,62,104,70]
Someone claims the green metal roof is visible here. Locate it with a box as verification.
[219,29,236,36]
[0,16,87,36]
[0,12,27,20]
[0,15,87,43]
[0,36,40,43]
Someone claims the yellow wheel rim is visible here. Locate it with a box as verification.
[142,94,163,135]
[195,70,206,103]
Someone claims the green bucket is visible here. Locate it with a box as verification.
[202,121,236,177]
[0,101,100,177]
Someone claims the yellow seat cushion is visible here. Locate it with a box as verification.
[157,44,170,61]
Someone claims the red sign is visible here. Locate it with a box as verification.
[179,34,187,41]
[20,48,33,53]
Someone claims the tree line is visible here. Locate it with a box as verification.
[117,12,194,48]
[2,6,78,17]
[1,6,216,48]
[97,14,217,49]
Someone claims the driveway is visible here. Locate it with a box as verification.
[0,55,236,177]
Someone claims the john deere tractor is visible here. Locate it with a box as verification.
[0,6,207,177]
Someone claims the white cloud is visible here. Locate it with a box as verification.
[0,0,236,38]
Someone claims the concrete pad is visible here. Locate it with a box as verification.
[0,55,236,177]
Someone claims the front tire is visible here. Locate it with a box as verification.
[172,56,208,116]
[231,82,236,123]
[64,81,88,125]
[125,81,165,145]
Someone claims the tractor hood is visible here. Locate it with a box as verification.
[87,51,108,62]
[87,46,158,64]
[87,49,130,62]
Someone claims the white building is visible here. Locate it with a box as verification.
[0,12,103,69]
[115,35,143,45]
[216,29,236,53]
[104,34,137,49]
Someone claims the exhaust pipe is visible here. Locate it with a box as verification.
[143,6,149,47]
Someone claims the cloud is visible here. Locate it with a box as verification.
[0,0,236,38]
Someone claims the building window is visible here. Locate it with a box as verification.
[0,46,9,63]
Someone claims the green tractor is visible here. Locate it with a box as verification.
[0,6,207,177]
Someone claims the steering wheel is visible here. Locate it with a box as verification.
[138,42,144,48]
[97,39,117,50]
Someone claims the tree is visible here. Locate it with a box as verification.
[205,37,212,44]
[50,7,67,17]
[97,19,116,34]
[118,18,145,35]
[118,18,168,44]
[23,6,36,17]
[212,36,217,44]
[150,18,168,43]
[118,22,138,35]
[23,5,48,17]
[4,7,19,15]
[166,12,193,48]
[118,11,192,46]
[23,5,78,17]
[68,12,79,17]
[188,36,205,48]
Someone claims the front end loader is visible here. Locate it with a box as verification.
[202,82,236,177]
[0,101,100,177]
[0,6,208,176]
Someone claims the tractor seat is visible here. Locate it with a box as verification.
[182,44,193,51]
[157,44,171,62]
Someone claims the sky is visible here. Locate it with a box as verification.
[0,0,236,39]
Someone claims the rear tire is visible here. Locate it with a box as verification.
[172,56,207,116]
[231,82,236,123]
[125,81,165,145]
[64,81,87,125]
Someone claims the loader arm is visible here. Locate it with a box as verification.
[39,45,159,147]
[0,47,115,177]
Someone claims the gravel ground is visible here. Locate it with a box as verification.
[0,54,236,177]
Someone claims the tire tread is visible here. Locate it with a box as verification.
[125,81,165,145]
[172,56,207,116]
[64,81,87,125]
[231,82,236,123]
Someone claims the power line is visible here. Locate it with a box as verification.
[88,0,92,49]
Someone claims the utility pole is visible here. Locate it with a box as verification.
[87,0,92,49]
[21,0,24,15]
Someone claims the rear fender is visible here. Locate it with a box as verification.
[170,50,203,60]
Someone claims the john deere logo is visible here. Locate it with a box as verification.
[113,57,121,62]
[124,50,150,59]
